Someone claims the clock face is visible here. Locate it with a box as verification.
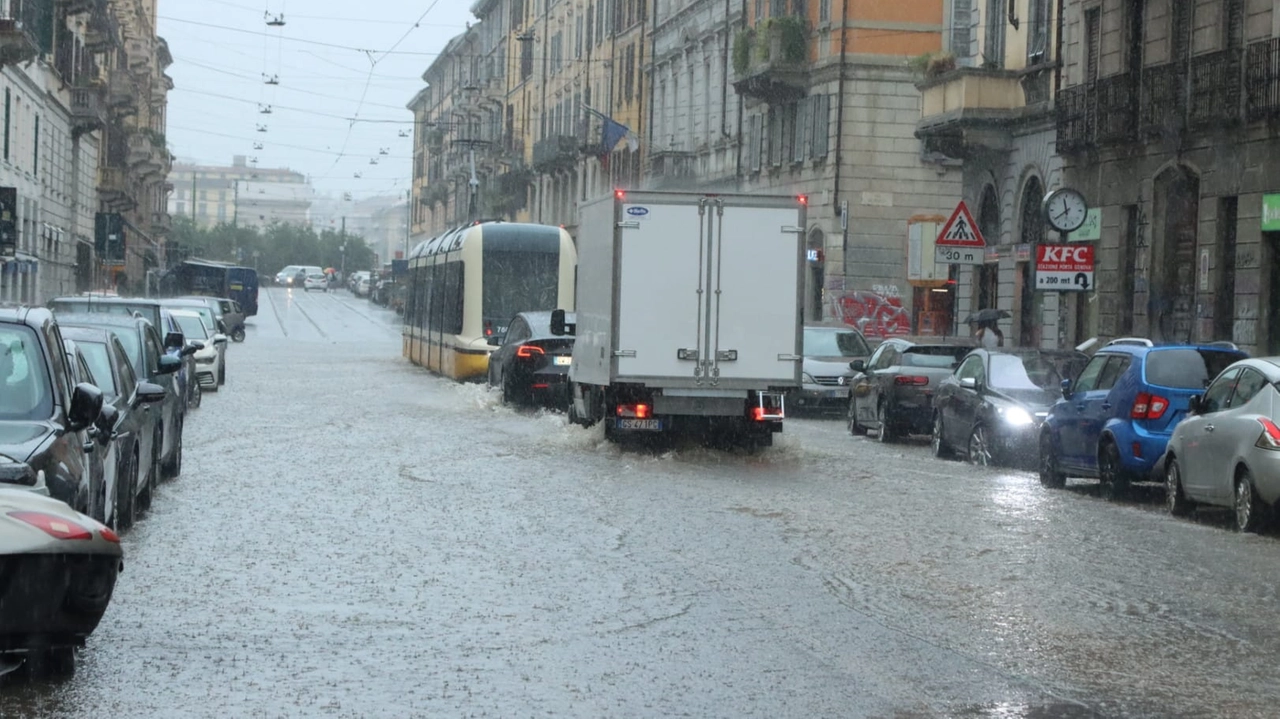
[1044,189,1089,233]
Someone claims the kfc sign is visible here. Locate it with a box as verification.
[1036,244,1095,291]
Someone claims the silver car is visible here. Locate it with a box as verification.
[1163,357,1280,532]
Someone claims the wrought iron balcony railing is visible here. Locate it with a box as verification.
[1246,37,1280,121]
[1189,48,1244,129]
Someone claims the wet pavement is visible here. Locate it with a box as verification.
[6,287,1280,717]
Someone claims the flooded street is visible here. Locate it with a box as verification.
[6,288,1280,718]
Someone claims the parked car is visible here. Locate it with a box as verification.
[168,310,225,392]
[789,324,871,413]
[161,299,229,386]
[347,271,369,293]
[57,315,184,507]
[159,310,198,411]
[303,272,329,292]
[177,295,246,342]
[0,307,107,514]
[1162,357,1280,532]
[60,327,167,530]
[48,296,164,333]
[1039,338,1247,497]
[487,311,575,408]
[850,340,972,441]
[933,348,1088,467]
[0,485,122,677]
[61,339,109,524]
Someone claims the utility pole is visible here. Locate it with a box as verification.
[191,170,197,220]
[340,215,347,276]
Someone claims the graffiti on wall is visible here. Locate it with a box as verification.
[828,287,912,339]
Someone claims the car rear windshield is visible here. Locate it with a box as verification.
[174,315,209,340]
[1145,348,1248,389]
[77,341,118,397]
[902,347,967,368]
[803,328,870,357]
[0,325,54,421]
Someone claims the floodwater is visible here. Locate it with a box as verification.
[5,287,1280,718]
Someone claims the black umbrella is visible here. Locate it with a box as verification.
[964,308,1012,324]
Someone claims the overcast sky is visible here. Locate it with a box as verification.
[158,0,472,199]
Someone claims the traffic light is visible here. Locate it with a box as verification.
[0,187,16,257]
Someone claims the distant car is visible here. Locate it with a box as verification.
[159,310,198,410]
[1163,357,1280,532]
[60,327,167,530]
[849,340,972,441]
[177,296,246,342]
[789,324,871,413]
[933,348,1088,467]
[0,307,106,514]
[1039,338,1248,497]
[487,311,575,408]
[303,273,329,292]
[0,485,122,677]
[168,310,226,392]
[275,265,304,287]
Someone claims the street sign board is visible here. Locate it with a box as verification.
[1036,244,1095,291]
[1264,194,1280,232]
[934,201,985,265]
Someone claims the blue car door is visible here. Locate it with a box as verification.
[1074,355,1132,472]
[1057,353,1110,469]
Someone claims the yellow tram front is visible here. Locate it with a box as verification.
[402,221,576,381]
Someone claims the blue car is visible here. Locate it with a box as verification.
[1039,338,1247,497]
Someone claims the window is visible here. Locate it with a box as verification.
[811,94,830,159]
[1084,7,1100,83]
[1146,349,1245,390]
[1095,356,1131,392]
[803,328,871,358]
[819,0,830,22]
[1224,0,1244,50]
[0,325,54,421]
[520,37,534,80]
[984,0,1005,67]
[586,5,594,47]
[31,115,38,174]
[1027,0,1049,63]
[575,16,583,59]
[951,0,972,56]
[3,88,9,161]
[1200,368,1241,414]
[484,252,558,328]
[1228,368,1268,409]
[957,355,986,384]
[551,33,563,73]
[1072,354,1110,394]
[144,331,162,377]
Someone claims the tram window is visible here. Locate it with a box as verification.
[430,263,447,332]
[483,251,558,326]
[418,265,433,331]
[442,262,464,335]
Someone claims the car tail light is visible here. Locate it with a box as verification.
[1256,418,1280,451]
[616,403,651,418]
[532,383,550,389]
[99,526,120,543]
[1131,392,1169,420]
[516,345,545,358]
[895,376,929,386]
[9,512,92,540]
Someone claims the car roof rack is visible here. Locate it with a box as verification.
[1206,341,1240,350]
[1106,337,1155,348]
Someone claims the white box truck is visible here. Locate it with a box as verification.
[557,190,806,447]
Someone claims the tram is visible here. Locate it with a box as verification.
[403,221,576,381]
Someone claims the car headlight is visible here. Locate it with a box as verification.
[1001,407,1035,427]
[802,372,816,384]
[196,356,216,364]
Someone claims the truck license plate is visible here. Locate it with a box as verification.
[617,419,662,431]
[554,356,572,366]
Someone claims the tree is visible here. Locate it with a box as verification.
[168,219,377,274]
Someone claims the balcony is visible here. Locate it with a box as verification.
[646,149,695,187]
[126,38,151,73]
[107,69,136,114]
[128,131,166,178]
[1189,48,1243,130]
[732,18,809,103]
[70,86,106,135]
[532,135,578,173]
[0,4,41,67]
[84,17,115,52]
[1246,38,1280,122]
[151,211,172,235]
[98,168,137,212]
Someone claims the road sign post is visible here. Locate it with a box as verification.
[934,201,986,265]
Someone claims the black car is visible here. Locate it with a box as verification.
[62,327,168,530]
[48,295,164,333]
[849,340,972,441]
[932,348,1088,467]
[487,311,575,408]
[58,315,184,505]
[0,307,107,511]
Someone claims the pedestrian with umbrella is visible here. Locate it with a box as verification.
[964,308,1010,349]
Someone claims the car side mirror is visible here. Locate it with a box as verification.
[213,334,229,345]
[217,320,228,334]
[67,382,104,432]
[180,343,198,357]
[959,377,978,391]
[134,381,167,407]
[95,405,120,438]
[487,334,503,347]
[157,354,182,375]
[1060,378,1073,400]
[1188,394,1202,416]
[550,309,575,337]
[850,359,866,372]
[164,331,185,350]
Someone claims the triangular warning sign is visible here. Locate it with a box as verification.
[936,201,986,248]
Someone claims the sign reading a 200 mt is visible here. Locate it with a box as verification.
[1036,244,1094,292]
[934,201,986,265]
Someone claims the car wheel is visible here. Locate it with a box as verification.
[931,412,952,459]
[191,381,203,408]
[967,424,994,466]
[218,365,226,386]
[231,327,246,342]
[847,398,865,436]
[875,404,895,443]
[1165,455,1193,517]
[163,418,183,480]
[139,434,158,512]
[1038,431,1066,488]
[25,646,75,679]
[1098,440,1128,501]
[1235,468,1266,533]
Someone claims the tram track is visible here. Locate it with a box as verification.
[263,285,288,337]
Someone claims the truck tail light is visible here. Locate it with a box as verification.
[484,321,494,337]
[894,376,929,386]
[516,345,545,358]
[1131,392,1170,420]
[616,403,651,419]
[1257,418,1280,451]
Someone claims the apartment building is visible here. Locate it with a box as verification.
[916,0,1064,346]
[169,156,313,229]
[1056,0,1280,353]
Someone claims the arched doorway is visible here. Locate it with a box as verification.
[1152,166,1200,343]
[976,185,1000,314]
[807,227,825,322]
[1018,177,1045,346]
